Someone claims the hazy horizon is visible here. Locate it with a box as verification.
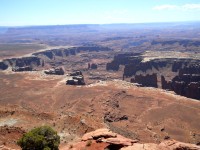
[1,0,200,26]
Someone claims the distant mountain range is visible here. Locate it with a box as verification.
[0,21,200,35]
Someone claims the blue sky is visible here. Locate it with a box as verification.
[0,0,200,26]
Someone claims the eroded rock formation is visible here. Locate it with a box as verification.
[44,67,65,75]
[106,53,142,72]
[162,74,200,100]
[161,75,172,90]
[33,46,111,59]
[66,71,85,85]
[63,128,200,150]
[0,45,111,71]
[12,66,33,72]
[0,56,41,71]
[131,73,158,88]
[107,52,200,100]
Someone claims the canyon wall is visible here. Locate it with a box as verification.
[0,45,111,70]
[107,52,200,100]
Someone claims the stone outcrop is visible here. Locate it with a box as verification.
[131,73,158,88]
[162,74,200,100]
[124,60,168,77]
[107,52,200,77]
[0,56,41,71]
[69,70,82,76]
[82,128,118,141]
[4,56,41,68]
[104,113,128,123]
[121,140,200,150]
[64,128,200,150]
[44,67,65,75]
[186,82,200,99]
[66,71,85,85]
[107,52,170,77]
[172,74,200,100]
[81,128,138,149]
[106,53,142,72]
[12,66,33,72]
[161,75,172,90]
[66,77,85,85]
[107,52,200,99]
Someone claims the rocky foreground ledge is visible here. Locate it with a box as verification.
[61,128,200,150]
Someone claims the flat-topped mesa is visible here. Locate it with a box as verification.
[107,52,171,76]
[124,59,168,77]
[0,56,42,71]
[0,45,111,71]
[106,52,143,71]
[107,52,200,77]
[33,46,112,59]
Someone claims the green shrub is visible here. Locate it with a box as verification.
[17,126,60,150]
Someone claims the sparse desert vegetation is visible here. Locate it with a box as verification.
[0,23,199,149]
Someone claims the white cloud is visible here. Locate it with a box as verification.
[182,4,200,10]
[153,4,200,11]
[153,5,177,10]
